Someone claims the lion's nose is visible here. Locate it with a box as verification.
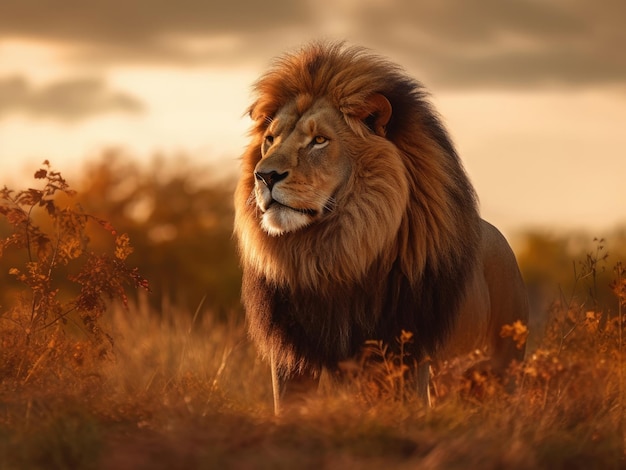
[254,170,288,190]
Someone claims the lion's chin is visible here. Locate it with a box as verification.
[260,205,313,236]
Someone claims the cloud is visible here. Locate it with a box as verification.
[0,76,145,121]
[0,0,307,56]
[1,0,625,89]
[351,0,626,89]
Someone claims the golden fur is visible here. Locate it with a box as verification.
[234,42,529,413]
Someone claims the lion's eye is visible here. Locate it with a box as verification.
[264,135,275,146]
[311,135,329,148]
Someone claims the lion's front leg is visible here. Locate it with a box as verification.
[416,359,432,408]
[270,354,320,415]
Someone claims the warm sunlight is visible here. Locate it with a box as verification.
[2,2,626,467]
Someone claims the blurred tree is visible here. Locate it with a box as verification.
[516,230,626,339]
[3,153,625,327]
[72,150,241,318]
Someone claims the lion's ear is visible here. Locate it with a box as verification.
[354,93,392,137]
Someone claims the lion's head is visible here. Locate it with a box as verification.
[235,42,480,295]
[251,94,403,239]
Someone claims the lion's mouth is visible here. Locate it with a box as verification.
[266,199,318,217]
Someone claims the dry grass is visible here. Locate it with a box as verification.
[2,277,626,470]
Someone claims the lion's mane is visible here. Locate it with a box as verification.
[235,42,482,375]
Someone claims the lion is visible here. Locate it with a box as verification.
[234,42,529,414]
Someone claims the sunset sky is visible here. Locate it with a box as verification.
[1,0,625,238]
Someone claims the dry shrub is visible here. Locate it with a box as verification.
[0,161,149,384]
[337,330,419,405]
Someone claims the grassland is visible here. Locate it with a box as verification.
[1,282,626,470]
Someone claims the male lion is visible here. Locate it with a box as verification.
[234,42,528,414]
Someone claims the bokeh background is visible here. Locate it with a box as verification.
[2,1,626,320]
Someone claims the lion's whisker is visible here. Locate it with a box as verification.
[245,190,256,208]
[305,187,336,213]
[322,196,336,213]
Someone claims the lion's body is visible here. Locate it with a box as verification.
[234,42,528,413]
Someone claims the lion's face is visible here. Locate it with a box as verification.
[253,98,351,236]
[235,70,413,286]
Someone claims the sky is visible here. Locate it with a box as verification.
[1,0,625,238]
